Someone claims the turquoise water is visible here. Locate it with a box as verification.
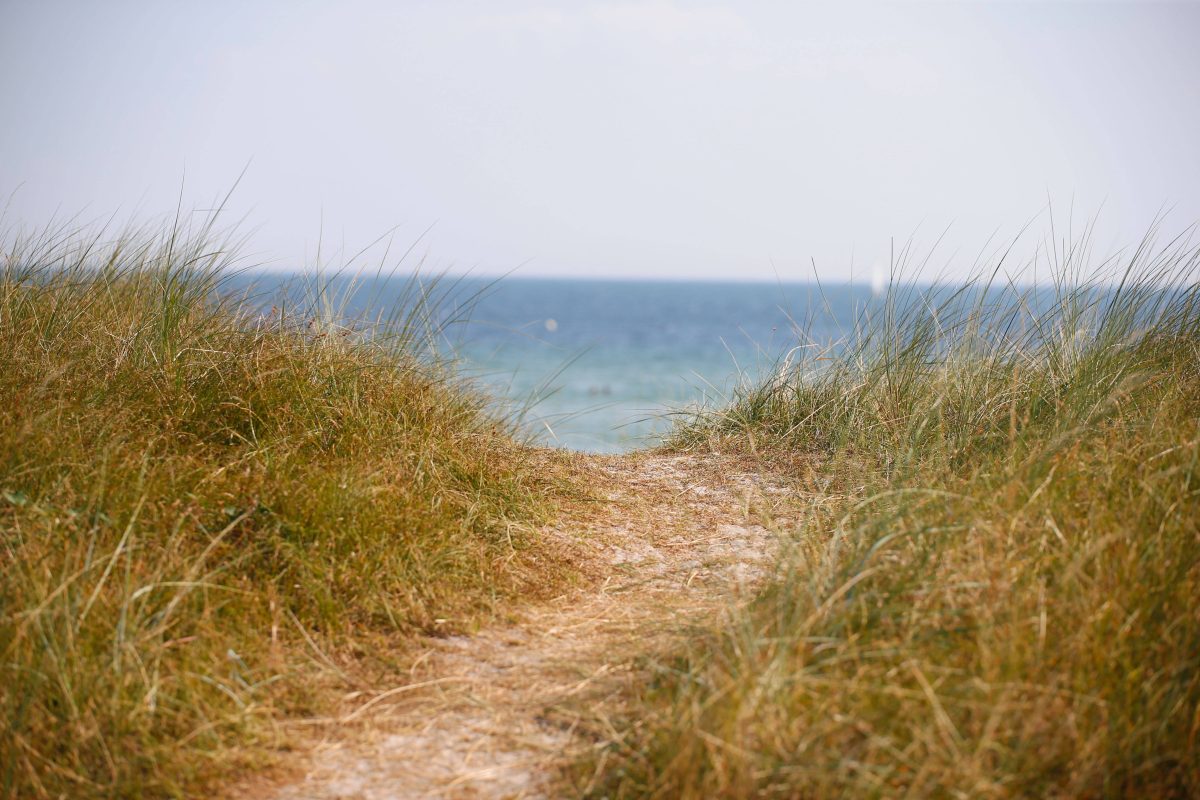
[445,278,876,452]
[228,273,1093,452]
[228,274,879,452]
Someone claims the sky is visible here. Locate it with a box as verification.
[1,0,1198,282]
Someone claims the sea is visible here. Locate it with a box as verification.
[227,274,880,453]
[447,278,880,452]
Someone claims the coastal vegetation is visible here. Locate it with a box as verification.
[4,211,1198,799]
[0,215,572,798]
[583,225,1200,797]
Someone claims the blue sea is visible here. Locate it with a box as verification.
[224,273,1106,452]
[226,275,882,452]
[446,278,875,452]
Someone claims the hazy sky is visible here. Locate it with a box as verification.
[2,1,1198,281]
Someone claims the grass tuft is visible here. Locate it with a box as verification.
[0,213,570,798]
[583,222,1200,798]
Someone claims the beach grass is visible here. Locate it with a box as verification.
[0,212,573,798]
[580,223,1200,797]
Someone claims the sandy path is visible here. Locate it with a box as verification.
[251,452,790,799]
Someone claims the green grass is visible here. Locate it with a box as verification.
[0,214,572,798]
[582,224,1200,798]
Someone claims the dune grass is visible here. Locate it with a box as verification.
[582,224,1200,797]
[0,214,573,798]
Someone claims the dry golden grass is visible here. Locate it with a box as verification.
[0,216,576,798]
[581,226,1200,798]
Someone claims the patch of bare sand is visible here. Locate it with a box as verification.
[245,452,792,799]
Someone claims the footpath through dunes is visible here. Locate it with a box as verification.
[246,451,796,799]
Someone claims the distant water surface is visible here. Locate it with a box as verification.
[228,275,879,452]
[450,279,877,452]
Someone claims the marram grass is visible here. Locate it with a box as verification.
[0,216,570,798]
[582,225,1200,798]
